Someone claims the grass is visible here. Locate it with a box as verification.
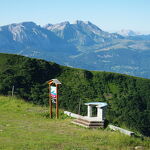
[0,96,149,150]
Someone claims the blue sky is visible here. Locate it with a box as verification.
[0,0,150,33]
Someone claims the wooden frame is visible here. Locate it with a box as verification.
[48,79,61,119]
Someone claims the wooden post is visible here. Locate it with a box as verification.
[12,85,14,97]
[78,98,81,115]
[48,79,61,119]
[56,84,59,119]
[49,84,52,118]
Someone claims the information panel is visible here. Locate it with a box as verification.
[50,86,57,99]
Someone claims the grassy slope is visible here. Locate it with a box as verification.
[0,53,149,136]
[0,96,149,150]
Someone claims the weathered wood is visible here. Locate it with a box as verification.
[64,111,105,128]
[12,85,14,97]
[73,119,104,126]
[71,121,89,128]
[48,79,61,85]
[72,119,104,128]
[108,125,135,136]
[64,111,82,118]
[49,85,52,118]
[48,79,61,119]
[77,118,104,124]
[56,84,59,119]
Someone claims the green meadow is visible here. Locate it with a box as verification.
[0,96,149,150]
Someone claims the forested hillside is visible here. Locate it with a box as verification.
[0,53,149,136]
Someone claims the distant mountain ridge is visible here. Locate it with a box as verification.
[45,20,123,48]
[0,20,150,78]
[0,21,77,55]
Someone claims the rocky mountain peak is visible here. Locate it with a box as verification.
[45,21,70,31]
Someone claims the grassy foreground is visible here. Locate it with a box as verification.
[0,96,149,150]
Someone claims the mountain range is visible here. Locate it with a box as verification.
[0,20,150,78]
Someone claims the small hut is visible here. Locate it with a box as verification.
[72,102,108,128]
[84,102,107,121]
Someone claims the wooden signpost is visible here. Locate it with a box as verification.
[48,79,61,119]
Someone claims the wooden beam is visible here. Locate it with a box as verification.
[56,84,59,119]
[49,85,52,118]
[108,125,135,136]
[64,111,82,118]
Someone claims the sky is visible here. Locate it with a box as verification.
[0,0,150,33]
